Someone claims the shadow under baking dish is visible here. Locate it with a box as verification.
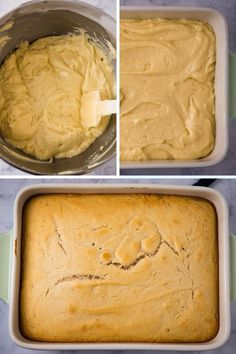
[8,184,231,351]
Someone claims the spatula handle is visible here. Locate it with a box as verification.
[98,99,117,116]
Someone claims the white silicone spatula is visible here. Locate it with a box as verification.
[80,90,116,128]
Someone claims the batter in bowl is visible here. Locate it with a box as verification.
[120,19,216,161]
[0,33,115,160]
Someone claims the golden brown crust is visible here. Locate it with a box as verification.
[20,194,218,342]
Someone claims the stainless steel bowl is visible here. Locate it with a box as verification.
[0,0,116,175]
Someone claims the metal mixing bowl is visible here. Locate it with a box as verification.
[0,0,116,175]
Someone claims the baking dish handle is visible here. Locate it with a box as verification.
[229,52,236,119]
[0,231,12,303]
[230,233,236,301]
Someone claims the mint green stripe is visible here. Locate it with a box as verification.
[229,52,236,119]
[0,232,12,303]
[230,234,236,301]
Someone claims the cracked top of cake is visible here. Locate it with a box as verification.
[20,194,218,343]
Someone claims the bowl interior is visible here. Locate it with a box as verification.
[0,0,116,174]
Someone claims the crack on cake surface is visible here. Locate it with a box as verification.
[54,224,67,255]
[163,240,179,256]
[107,239,164,270]
[55,273,105,286]
[104,222,180,270]
[184,227,195,300]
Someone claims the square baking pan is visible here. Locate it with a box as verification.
[120,6,236,170]
[0,183,235,350]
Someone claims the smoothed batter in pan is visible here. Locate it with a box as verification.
[0,34,114,160]
[120,19,216,161]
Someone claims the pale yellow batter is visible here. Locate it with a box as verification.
[0,34,114,160]
[120,19,216,161]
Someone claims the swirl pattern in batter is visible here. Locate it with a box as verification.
[0,34,114,160]
[120,19,216,161]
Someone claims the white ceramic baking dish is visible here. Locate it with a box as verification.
[120,6,236,170]
[0,183,235,350]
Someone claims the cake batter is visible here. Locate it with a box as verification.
[120,19,216,161]
[0,33,114,160]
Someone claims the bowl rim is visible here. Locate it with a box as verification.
[0,0,116,175]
